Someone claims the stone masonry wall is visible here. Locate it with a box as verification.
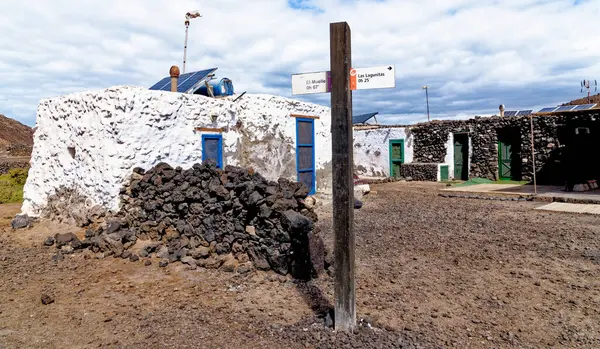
[409,110,600,183]
[400,163,438,181]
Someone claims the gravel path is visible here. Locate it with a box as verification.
[1,182,600,348]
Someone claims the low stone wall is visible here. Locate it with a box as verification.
[41,163,327,279]
[400,163,438,181]
[0,161,29,175]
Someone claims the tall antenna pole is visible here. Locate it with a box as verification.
[182,10,202,74]
[183,20,190,74]
[422,85,430,122]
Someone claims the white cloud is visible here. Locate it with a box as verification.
[0,0,599,126]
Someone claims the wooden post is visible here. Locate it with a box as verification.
[330,21,355,331]
[530,115,537,194]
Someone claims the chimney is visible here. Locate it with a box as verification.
[170,65,180,92]
[499,104,505,117]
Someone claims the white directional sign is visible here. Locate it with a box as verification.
[291,71,331,95]
[349,65,395,90]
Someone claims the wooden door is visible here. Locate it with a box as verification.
[498,139,512,180]
[389,139,404,177]
[454,134,468,180]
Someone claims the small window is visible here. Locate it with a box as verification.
[202,134,223,169]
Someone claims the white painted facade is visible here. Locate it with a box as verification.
[352,126,413,177]
[21,86,332,217]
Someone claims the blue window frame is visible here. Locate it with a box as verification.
[295,118,316,195]
[201,134,223,169]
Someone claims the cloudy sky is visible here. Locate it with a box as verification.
[1,0,599,126]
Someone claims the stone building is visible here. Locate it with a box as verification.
[21,85,334,217]
[351,108,600,186]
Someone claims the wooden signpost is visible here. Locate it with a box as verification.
[329,21,356,331]
[290,21,396,331]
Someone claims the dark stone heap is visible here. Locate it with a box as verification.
[46,163,328,279]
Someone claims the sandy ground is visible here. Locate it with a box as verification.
[1,182,600,348]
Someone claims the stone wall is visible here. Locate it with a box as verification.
[400,163,438,181]
[21,86,333,217]
[42,163,327,279]
[409,110,600,183]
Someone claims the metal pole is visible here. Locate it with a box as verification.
[183,21,190,74]
[330,21,356,332]
[530,115,537,194]
[425,86,430,122]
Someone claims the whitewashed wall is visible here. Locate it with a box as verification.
[444,133,454,179]
[353,127,413,177]
[22,86,332,217]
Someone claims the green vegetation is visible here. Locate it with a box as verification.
[0,168,28,204]
[451,177,530,187]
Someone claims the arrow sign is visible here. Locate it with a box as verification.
[349,65,396,90]
[291,71,331,95]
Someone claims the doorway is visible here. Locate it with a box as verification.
[453,133,469,180]
[389,139,405,177]
[497,128,521,181]
[296,118,316,195]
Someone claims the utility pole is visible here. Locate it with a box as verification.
[330,21,356,332]
[422,85,430,122]
[183,10,202,74]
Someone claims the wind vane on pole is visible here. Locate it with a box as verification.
[183,10,202,74]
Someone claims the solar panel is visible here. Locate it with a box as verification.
[352,112,378,124]
[538,107,558,113]
[572,103,597,111]
[149,77,171,90]
[554,105,577,112]
[504,111,518,116]
[516,110,533,116]
[148,68,218,93]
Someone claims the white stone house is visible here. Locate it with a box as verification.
[21,86,333,217]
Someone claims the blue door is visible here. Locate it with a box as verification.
[202,134,223,169]
[296,118,316,194]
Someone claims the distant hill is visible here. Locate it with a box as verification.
[562,93,600,106]
[0,114,33,157]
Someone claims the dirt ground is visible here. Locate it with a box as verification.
[1,182,600,348]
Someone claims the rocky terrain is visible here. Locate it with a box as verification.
[34,162,327,278]
[564,92,600,106]
[0,113,33,174]
[1,182,600,348]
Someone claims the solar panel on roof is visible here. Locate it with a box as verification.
[352,112,378,124]
[504,110,518,116]
[572,103,597,111]
[148,68,218,93]
[516,110,533,116]
[554,105,577,112]
[538,107,558,113]
[149,77,171,90]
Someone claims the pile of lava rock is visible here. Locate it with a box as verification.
[44,163,330,279]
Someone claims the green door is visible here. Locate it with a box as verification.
[440,165,449,181]
[389,139,404,177]
[497,128,521,181]
[454,134,468,180]
[498,140,512,180]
